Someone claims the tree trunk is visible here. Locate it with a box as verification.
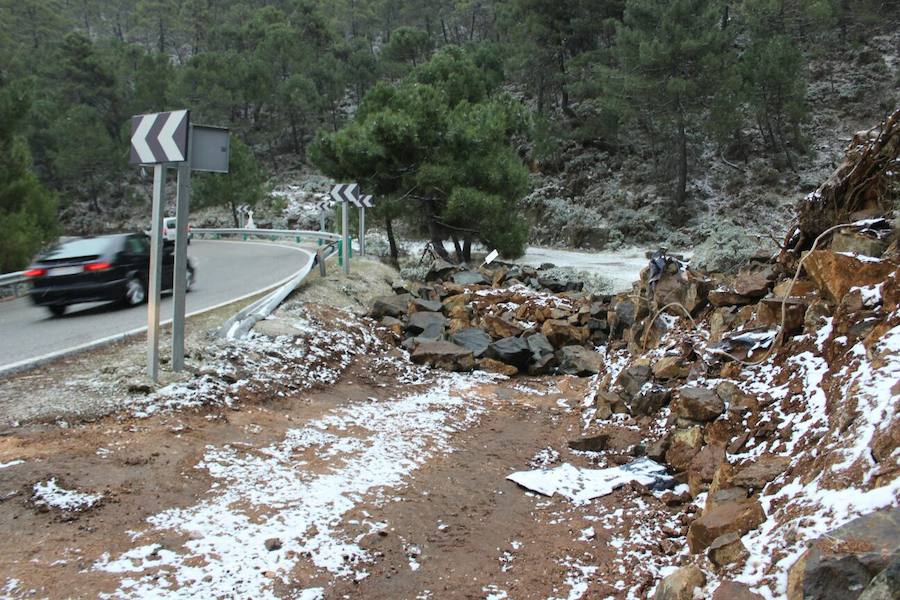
[463,236,472,263]
[673,106,688,222]
[424,199,451,261]
[385,214,399,268]
[451,234,463,263]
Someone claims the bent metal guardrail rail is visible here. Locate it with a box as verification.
[191,228,341,243]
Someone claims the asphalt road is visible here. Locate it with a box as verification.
[0,240,312,372]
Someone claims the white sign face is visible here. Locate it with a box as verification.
[484,249,499,265]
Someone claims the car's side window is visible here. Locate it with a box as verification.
[127,237,149,254]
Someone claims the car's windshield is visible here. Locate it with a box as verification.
[40,237,118,260]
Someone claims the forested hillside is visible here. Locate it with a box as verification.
[1,0,898,271]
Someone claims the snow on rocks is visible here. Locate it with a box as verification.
[94,370,498,598]
[131,305,382,418]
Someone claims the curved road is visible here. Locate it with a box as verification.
[0,240,312,372]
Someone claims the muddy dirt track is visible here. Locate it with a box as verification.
[0,340,686,599]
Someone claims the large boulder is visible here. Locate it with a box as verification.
[654,564,706,600]
[787,507,900,600]
[707,532,749,570]
[677,387,725,422]
[617,363,652,399]
[541,319,589,347]
[371,294,413,319]
[652,355,691,380]
[665,426,704,472]
[687,498,766,553]
[486,336,532,371]
[803,250,897,304]
[449,328,492,358]
[556,346,603,376]
[410,341,475,372]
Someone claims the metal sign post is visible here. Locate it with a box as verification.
[359,195,373,256]
[330,183,359,275]
[130,112,228,382]
[147,165,166,381]
[171,127,193,373]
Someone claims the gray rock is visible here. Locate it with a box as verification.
[410,341,475,372]
[411,298,444,313]
[789,507,900,600]
[371,294,413,319]
[486,336,532,370]
[449,328,492,358]
[528,353,557,375]
[407,311,447,335]
[526,333,555,359]
[631,385,672,416]
[617,364,652,399]
[452,270,489,286]
[426,259,458,282]
[556,345,603,376]
[858,558,900,600]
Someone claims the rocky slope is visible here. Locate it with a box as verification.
[372,110,900,598]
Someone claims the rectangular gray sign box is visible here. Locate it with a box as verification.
[191,125,230,173]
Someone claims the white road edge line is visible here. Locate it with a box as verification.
[0,241,317,378]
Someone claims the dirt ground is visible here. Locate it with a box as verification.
[0,349,687,600]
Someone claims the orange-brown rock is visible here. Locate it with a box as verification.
[482,315,524,339]
[476,357,518,376]
[653,564,705,600]
[711,581,764,600]
[688,443,726,497]
[541,319,589,347]
[802,250,896,304]
[687,498,766,553]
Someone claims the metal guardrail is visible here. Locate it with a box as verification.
[0,271,28,298]
[191,227,341,243]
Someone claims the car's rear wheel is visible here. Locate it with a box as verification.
[124,276,146,306]
[48,305,66,317]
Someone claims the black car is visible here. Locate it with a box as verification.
[25,233,195,317]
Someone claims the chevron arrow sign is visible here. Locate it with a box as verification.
[360,195,374,208]
[130,110,190,164]
[315,200,331,211]
[330,183,360,207]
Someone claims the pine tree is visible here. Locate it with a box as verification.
[610,0,737,221]
[0,79,58,272]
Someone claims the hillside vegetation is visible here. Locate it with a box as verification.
[0,0,898,271]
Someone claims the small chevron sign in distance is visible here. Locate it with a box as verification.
[315,199,331,211]
[360,195,374,208]
[330,183,360,207]
[130,110,190,165]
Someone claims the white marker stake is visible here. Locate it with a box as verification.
[359,206,365,256]
[481,249,499,268]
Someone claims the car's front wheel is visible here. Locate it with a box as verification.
[48,305,66,317]
[124,276,147,306]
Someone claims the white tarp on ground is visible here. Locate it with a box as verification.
[507,458,670,503]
